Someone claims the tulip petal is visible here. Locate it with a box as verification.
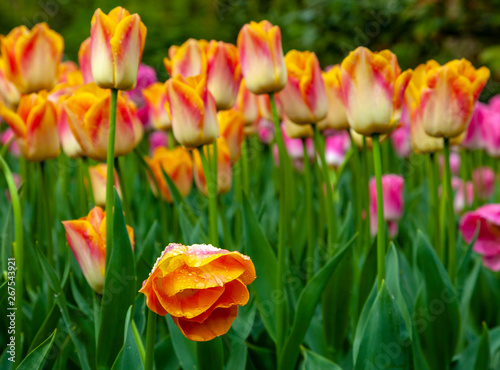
[25,99,60,161]
[90,9,116,88]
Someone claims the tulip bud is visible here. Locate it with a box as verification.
[283,115,314,139]
[472,167,495,200]
[390,125,412,158]
[144,146,193,203]
[164,38,208,78]
[278,50,328,124]
[143,82,171,130]
[237,20,287,94]
[78,37,93,84]
[0,62,20,110]
[318,65,349,131]
[218,109,244,163]
[325,131,351,169]
[90,7,147,90]
[234,79,259,126]
[166,74,219,148]
[369,174,404,238]
[88,164,122,207]
[462,102,488,150]
[193,138,232,196]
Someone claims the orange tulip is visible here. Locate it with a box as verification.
[143,82,171,130]
[406,59,489,139]
[317,65,349,131]
[218,109,244,163]
[237,20,287,94]
[78,37,93,84]
[164,38,208,78]
[193,138,232,196]
[90,7,147,90]
[63,83,143,160]
[0,92,59,161]
[165,74,219,148]
[62,207,134,294]
[283,115,314,139]
[234,79,259,126]
[0,23,64,94]
[340,47,405,136]
[139,243,255,341]
[144,146,193,203]
[278,50,328,124]
[88,164,122,207]
[0,61,20,110]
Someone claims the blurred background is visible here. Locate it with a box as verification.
[2,0,500,99]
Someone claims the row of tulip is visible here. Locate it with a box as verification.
[0,5,499,370]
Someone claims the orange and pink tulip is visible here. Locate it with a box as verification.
[318,65,349,131]
[218,109,244,163]
[143,82,171,131]
[88,164,122,207]
[164,38,208,78]
[193,138,232,196]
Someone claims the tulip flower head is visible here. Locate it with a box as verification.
[369,174,404,238]
[166,74,219,148]
[462,102,488,150]
[237,20,287,94]
[78,37,93,84]
[63,83,144,160]
[390,125,412,158]
[0,61,20,110]
[406,59,489,139]
[1,128,20,157]
[218,109,244,163]
[0,92,60,161]
[139,243,256,341]
[193,138,232,196]
[447,177,474,214]
[164,38,208,78]
[234,79,259,126]
[63,207,134,294]
[144,146,193,203]
[472,167,496,200]
[318,65,349,131]
[483,96,500,158]
[149,130,169,155]
[460,204,500,271]
[126,63,157,106]
[143,82,171,130]
[90,7,147,90]
[257,118,274,144]
[325,131,351,169]
[1,23,64,94]
[88,164,122,207]
[283,115,314,139]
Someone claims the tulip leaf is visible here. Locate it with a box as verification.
[111,306,144,370]
[28,302,60,353]
[279,235,355,370]
[415,230,461,370]
[166,315,198,370]
[96,190,137,369]
[353,281,412,369]
[242,193,277,342]
[459,258,481,346]
[300,347,342,370]
[353,282,377,363]
[17,329,57,370]
[453,323,490,370]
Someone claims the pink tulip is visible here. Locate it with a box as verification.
[273,124,314,171]
[125,63,157,106]
[462,102,487,150]
[325,131,350,169]
[1,128,20,157]
[149,130,169,156]
[460,204,500,271]
[439,152,461,177]
[472,167,496,200]
[257,118,274,144]
[448,177,474,214]
[369,174,404,238]
[483,97,500,158]
[390,125,412,158]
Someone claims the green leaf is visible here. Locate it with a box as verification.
[459,258,481,346]
[96,190,137,369]
[197,338,223,370]
[241,193,278,341]
[354,281,412,369]
[352,282,377,363]
[111,306,144,370]
[453,323,490,370]
[301,347,342,370]
[166,315,198,370]
[17,329,57,370]
[279,235,355,370]
[415,231,461,370]
[28,303,60,353]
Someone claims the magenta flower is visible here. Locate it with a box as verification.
[462,102,487,150]
[390,125,412,158]
[1,128,20,157]
[125,63,157,106]
[484,96,500,158]
[449,177,474,214]
[149,131,169,156]
[273,124,314,171]
[325,131,350,169]
[369,174,404,238]
[257,118,274,145]
[460,204,500,271]
[472,167,496,200]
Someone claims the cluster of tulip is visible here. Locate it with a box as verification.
[1,5,499,370]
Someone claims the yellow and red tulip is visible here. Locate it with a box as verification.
[406,59,489,139]
[317,65,349,131]
[78,37,93,84]
[193,138,232,196]
[139,243,255,341]
[234,79,259,126]
[62,207,134,294]
[0,92,59,161]
[278,50,328,124]
[164,38,208,78]
[63,83,143,160]
[88,164,122,207]
[283,115,314,139]
[143,82,171,131]
[0,23,64,94]
[165,74,219,148]
[0,61,20,110]
[144,146,193,203]
[340,47,404,136]
[218,109,244,163]
[237,20,287,94]
[90,7,147,90]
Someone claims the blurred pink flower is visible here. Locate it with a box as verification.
[1,128,20,157]
[462,102,487,150]
[5,173,21,202]
[484,96,500,158]
[369,174,404,238]
[325,131,350,169]
[439,151,461,177]
[257,118,274,144]
[447,177,474,214]
[273,124,314,171]
[125,63,157,106]
[460,204,500,271]
[149,131,169,156]
[390,125,412,158]
[472,167,496,200]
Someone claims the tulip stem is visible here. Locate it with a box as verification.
[444,138,457,282]
[428,153,441,258]
[372,134,386,289]
[270,93,288,365]
[303,139,315,281]
[144,309,156,370]
[117,157,133,226]
[0,155,23,368]
[105,89,118,269]
[313,127,336,254]
[242,138,250,195]
[40,161,55,269]
[199,147,218,246]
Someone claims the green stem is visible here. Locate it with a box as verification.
[372,134,386,289]
[303,139,315,281]
[144,309,156,370]
[313,127,336,254]
[362,137,371,249]
[117,156,133,226]
[199,147,218,246]
[131,320,146,366]
[105,89,118,269]
[429,153,441,258]
[82,158,95,206]
[0,155,23,368]
[218,197,232,250]
[40,162,55,268]
[242,138,250,196]
[168,130,175,149]
[270,93,287,365]
[444,138,457,282]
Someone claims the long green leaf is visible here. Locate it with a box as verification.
[111,306,144,370]
[96,190,137,369]
[166,315,198,370]
[301,347,342,370]
[279,235,355,370]
[17,329,57,370]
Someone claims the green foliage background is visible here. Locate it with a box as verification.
[1,0,500,99]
